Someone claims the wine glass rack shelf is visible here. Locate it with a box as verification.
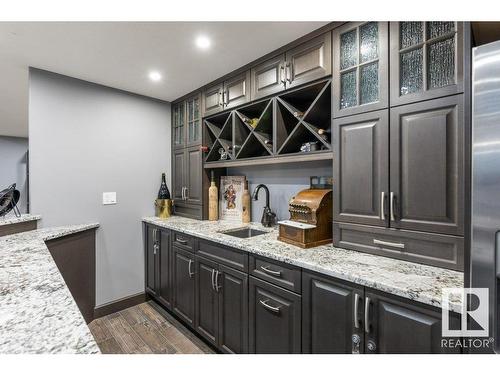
[203,79,332,169]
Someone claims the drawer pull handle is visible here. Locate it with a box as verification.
[260,265,282,277]
[176,238,189,245]
[373,239,405,249]
[259,299,281,314]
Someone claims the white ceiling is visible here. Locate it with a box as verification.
[0,22,327,138]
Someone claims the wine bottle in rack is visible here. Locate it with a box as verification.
[317,128,331,142]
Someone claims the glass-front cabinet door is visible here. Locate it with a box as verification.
[186,94,201,146]
[173,101,185,148]
[333,22,389,118]
[390,22,466,106]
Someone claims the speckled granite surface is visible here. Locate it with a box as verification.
[0,213,41,226]
[143,216,464,313]
[0,223,101,354]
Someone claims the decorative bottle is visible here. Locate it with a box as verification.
[208,171,218,221]
[158,173,171,199]
[242,180,251,223]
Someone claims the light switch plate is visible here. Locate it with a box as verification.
[102,192,117,205]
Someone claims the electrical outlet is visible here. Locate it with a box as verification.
[102,192,117,205]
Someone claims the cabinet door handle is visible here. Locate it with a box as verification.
[176,237,188,245]
[279,64,286,84]
[353,293,361,329]
[260,265,282,277]
[153,243,158,255]
[390,192,396,221]
[185,187,189,200]
[364,297,371,334]
[380,192,386,220]
[373,239,405,249]
[211,269,216,291]
[224,90,229,105]
[188,259,194,278]
[218,91,223,106]
[215,270,221,292]
[286,62,293,83]
[259,299,281,314]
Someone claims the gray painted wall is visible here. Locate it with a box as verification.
[0,136,29,214]
[29,69,171,306]
[227,161,332,222]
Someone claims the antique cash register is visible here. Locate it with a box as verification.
[277,178,332,248]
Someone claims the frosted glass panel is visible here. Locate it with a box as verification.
[360,22,378,63]
[340,30,358,70]
[400,48,423,95]
[360,63,379,104]
[191,120,200,142]
[194,98,199,119]
[400,22,423,49]
[427,22,455,39]
[428,37,455,89]
[188,100,194,121]
[340,70,357,108]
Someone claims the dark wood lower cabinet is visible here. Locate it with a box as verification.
[145,225,458,354]
[218,265,248,353]
[302,271,364,353]
[172,245,195,327]
[365,289,460,354]
[249,276,301,354]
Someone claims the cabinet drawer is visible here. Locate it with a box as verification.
[250,256,301,293]
[333,222,464,271]
[197,239,248,272]
[173,202,202,220]
[172,231,195,252]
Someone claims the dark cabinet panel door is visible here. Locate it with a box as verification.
[173,149,185,201]
[390,22,465,106]
[224,71,251,109]
[365,289,460,353]
[333,22,389,118]
[249,276,301,354]
[250,54,286,100]
[172,246,195,327]
[286,32,332,89]
[157,229,171,309]
[333,110,389,227]
[218,265,249,354]
[390,95,464,236]
[302,272,364,353]
[145,225,157,296]
[186,145,202,205]
[202,83,224,117]
[194,256,219,346]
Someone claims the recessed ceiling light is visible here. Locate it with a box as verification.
[149,71,162,82]
[195,35,211,50]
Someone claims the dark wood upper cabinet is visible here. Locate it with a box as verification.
[173,101,185,149]
[390,22,465,106]
[250,54,286,101]
[249,276,301,354]
[302,271,364,354]
[202,82,224,117]
[285,32,332,89]
[186,93,202,146]
[218,265,249,354]
[172,246,196,327]
[365,289,460,354]
[333,22,389,118]
[389,95,464,236]
[195,255,219,346]
[223,71,251,109]
[172,149,185,201]
[185,145,202,205]
[333,110,389,227]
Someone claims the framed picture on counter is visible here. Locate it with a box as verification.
[220,176,245,222]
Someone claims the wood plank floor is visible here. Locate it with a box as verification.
[88,301,214,354]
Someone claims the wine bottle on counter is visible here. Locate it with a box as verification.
[158,173,171,199]
[242,180,251,223]
[208,171,218,221]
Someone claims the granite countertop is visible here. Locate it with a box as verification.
[0,223,101,354]
[0,213,42,226]
[143,216,464,313]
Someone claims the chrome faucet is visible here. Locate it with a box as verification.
[252,184,276,227]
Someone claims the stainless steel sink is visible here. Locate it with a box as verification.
[219,227,268,238]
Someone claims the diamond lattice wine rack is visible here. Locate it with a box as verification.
[203,79,332,168]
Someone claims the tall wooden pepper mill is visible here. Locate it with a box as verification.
[208,170,218,221]
[242,180,251,223]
